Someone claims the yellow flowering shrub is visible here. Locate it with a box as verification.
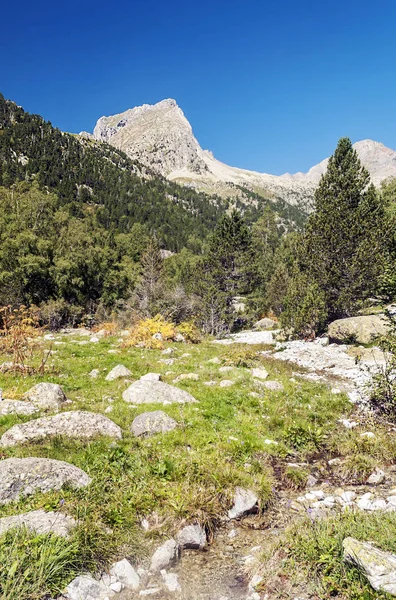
[126,315,176,349]
[176,321,201,343]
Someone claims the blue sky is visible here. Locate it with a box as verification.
[2,0,396,174]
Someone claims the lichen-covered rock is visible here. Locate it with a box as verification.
[131,411,177,437]
[105,364,132,381]
[228,487,259,519]
[150,539,180,572]
[176,524,207,550]
[0,400,38,416]
[122,380,197,405]
[0,411,122,447]
[343,536,396,595]
[328,315,390,344]
[0,457,91,504]
[0,509,76,537]
[23,382,67,412]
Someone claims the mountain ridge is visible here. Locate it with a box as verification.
[89,99,396,208]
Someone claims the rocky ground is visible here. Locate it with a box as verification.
[0,327,395,600]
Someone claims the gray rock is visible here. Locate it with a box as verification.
[258,380,284,391]
[131,411,177,437]
[0,400,38,416]
[219,366,233,373]
[159,358,174,366]
[105,365,132,381]
[343,536,396,595]
[162,348,174,355]
[1,411,122,447]
[110,558,140,590]
[0,458,91,504]
[174,333,185,342]
[228,487,258,519]
[176,524,207,550]
[89,369,100,379]
[140,373,161,382]
[122,381,198,405]
[253,317,277,330]
[367,468,386,485]
[208,357,221,364]
[66,575,112,600]
[251,368,268,380]
[328,315,390,344]
[150,539,180,572]
[173,373,199,383]
[0,509,76,537]
[161,570,181,592]
[219,380,234,388]
[152,333,163,341]
[23,382,67,412]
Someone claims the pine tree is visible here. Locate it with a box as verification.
[299,137,388,322]
[196,210,256,335]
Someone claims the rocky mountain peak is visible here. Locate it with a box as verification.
[91,99,396,208]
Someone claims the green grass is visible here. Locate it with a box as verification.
[258,510,396,599]
[0,333,377,597]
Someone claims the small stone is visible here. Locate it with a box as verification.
[369,499,388,511]
[110,581,124,592]
[219,380,234,388]
[159,359,174,366]
[219,366,233,373]
[339,419,358,429]
[228,487,258,519]
[140,373,161,382]
[139,589,162,597]
[90,336,100,343]
[173,373,199,383]
[311,490,325,499]
[204,381,216,386]
[360,432,376,439]
[331,388,341,394]
[251,368,268,380]
[208,357,221,364]
[161,570,181,592]
[174,333,185,342]
[323,496,335,507]
[176,524,207,550]
[162,348,175,355]
[105,365,132,381]
[89,369,100,379]
[367,468,386,485]
[104,406,113,413]
[264,438,278,445]
[110,558,140,590]
[150,539,180,572]
[259,380,284,391]
[306,475,318,488]
[340,491,356,503]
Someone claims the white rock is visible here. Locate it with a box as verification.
[176,524,206,550]
[339,419,358,429]
[110,581,123,592]
[387,496,396,507]
[139,589,161,596]
[360,432,376,439]
[105,365,132,381]
[219,380,234,388]
[90,336,100,343]
[89,369,100,379]
[110,558,140,590]
[340,491,356,503]
[228,487,258,519]
[105,406,113,413]
[140,373,161,382]
[343,536,396,595]
[251,367,268,380]
[263,439,278,445]
[150,539,179,572]
[367,468,386,485]
[161,570,181,592]
[162,348,175,355]
[173,373,199,383]
[357,493,373,510]
[66,574,111,600]
[369,499,388,511]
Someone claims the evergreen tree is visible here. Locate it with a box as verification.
[196,210,255,335]
[298,137,388,324]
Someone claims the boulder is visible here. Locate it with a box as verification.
[343,536,396,595]
[131,411,177,437]
[66,575,112,600]
[253,317,277,330]
[0,509,76,537]
[122,380,198,405]
[109,558,140,590]
[105,365,132,381]
[228,487,258,519]
[23,382,67,412]
[0,400,38,416]
[328,315,390,344]
[0,411,122,447]
[150,539,180,572]
[0,457,91,504]
[176,524,207,550]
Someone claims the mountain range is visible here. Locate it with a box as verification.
[84,99,396,209]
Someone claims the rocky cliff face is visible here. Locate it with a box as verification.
[91,99,396,208]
